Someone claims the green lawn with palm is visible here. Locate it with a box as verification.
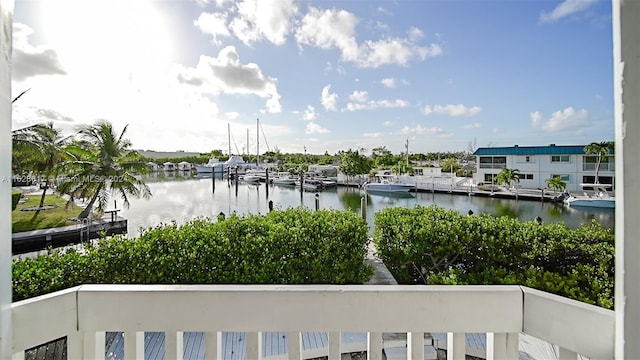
[12,194,82,233]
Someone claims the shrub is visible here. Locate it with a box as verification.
[13,208,373,301]
[373,205,614,309]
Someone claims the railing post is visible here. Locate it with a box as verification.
[165,331,183,360]
[246,331,263,360]
[205,331,221,360]
[81,331,104,359]
[447,332,465,360]
[367,332,383,360]
[66,331,83,360]
[409,332,425,360]
[125,331,144,359]
[287,332,302,360]
[490,333,518,360]
[328,332,341,360]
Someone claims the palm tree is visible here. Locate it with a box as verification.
[545,176,567,194]
[12,122,70,212]
[495,168,521,190]
[583,141,614,184]
[58,120,151,219]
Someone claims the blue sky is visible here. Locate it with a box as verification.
[11,0,613,155]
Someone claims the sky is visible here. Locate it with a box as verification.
[11,0,614,156]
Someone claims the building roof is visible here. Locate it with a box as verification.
[473,145,614,156]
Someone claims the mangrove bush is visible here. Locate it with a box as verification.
[13,208,373,301]
[373,205,614,309]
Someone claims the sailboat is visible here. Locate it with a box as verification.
[196,124,246,174]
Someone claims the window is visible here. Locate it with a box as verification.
[484,173,496,183]
[551,174,570,182]
[518,174,534,180]
[551,155,570,162]
[479,156,506,169]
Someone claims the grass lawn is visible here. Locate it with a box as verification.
[12,193,82,233]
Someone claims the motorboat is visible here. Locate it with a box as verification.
[363,175,415,193]
[564,185,615,209]
[195,157,224,174]
[272,172,296,186]
[295,179,322,191]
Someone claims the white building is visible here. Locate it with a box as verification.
[474,144,615,192]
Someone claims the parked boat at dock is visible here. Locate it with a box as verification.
[564,185,615,209]
[363,173,415,193]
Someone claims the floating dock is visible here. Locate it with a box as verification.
[12,215,127,255]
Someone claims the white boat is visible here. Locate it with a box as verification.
[195,157,224,174]
[364,174,415,193]
[242,174,261,183]
[564,185,615,209]
[295,179,322,191]
[272,173,296,186]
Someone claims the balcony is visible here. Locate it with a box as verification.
[12,284,614,360]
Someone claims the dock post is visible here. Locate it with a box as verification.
[235,167,239,196]
[212,171,215,193]
[265,170,269,198]
[360,196,366,219]
[299,172,303,195]
[315,193,319,211]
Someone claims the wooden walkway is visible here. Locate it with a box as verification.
[104,331,368,360]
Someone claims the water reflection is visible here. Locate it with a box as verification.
[119,177,615,238]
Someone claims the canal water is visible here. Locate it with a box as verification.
[117,173,615,238]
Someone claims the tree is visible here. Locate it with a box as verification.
[338,149,373,185]
[58,120,152,219]
[495,168,521,190]
[12,122,71,212]
[440,158,461,173]
[583,141,614,184]
[545,176,567,194]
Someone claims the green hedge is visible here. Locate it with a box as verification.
[13,208,373,301]
[373,205,614,309]
[11,190,22,210]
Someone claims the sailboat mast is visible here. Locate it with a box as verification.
[406,138,409,168]
[256,118,259,166]
[228,123,231,156]
[246,129,249,156]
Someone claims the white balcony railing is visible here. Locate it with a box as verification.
[12,284,614,360]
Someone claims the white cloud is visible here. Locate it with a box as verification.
[174,46,281,113]
[346,90,409,111]
[530,111,542,128]
[305,121,330,134]
[407,27,424,42]
[363,132,385,138]
[226,112,239,120]
[381,78,396,88]
[540,0,598,23]
[295,7,360,62]
[321,84,338,111]
[536,107,589,132]
[383,121,394,127]
[296,7,441,68]
[229,0,298,46]
[349,90,369,103]
[424,104,482,117]
[399,125,445,135]
[12,23,66,81]
[303,105,318,121]
[356,38,440,68]
[194,12,231,45]
[463,123,481,129]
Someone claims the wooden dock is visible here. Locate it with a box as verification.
[12,215,127,255]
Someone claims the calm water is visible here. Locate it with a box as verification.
[118,173,615,238]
